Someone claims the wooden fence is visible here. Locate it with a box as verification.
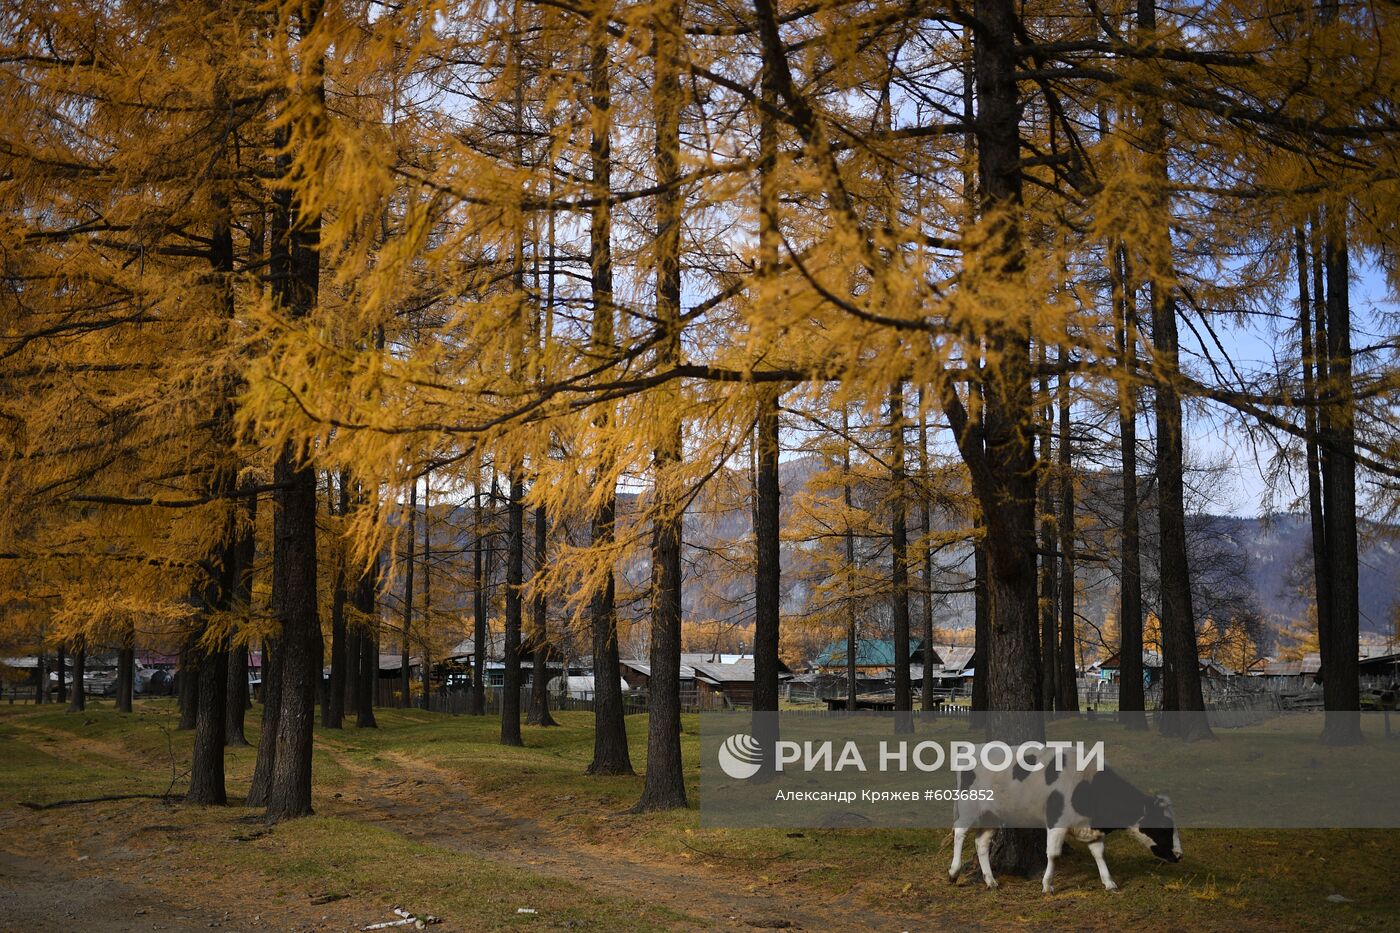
[418,686,704,717]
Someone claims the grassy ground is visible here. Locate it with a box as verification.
[2,699,1397,931]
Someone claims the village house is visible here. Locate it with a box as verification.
[618,653,792,710]
[809,638,926,681]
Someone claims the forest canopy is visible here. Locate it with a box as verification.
[2,0,1396,842]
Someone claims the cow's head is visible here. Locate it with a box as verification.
[1131,793,1182,863]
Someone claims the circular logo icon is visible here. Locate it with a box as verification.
[717,733,763,780]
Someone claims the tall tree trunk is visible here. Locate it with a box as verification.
[267,443,320,820]
[190,461,234,804]
[752,30,782,724]
[265,4,325,819]
[918,398,936,711]
[189,121,237,798]
[501,470,525,746]
[957,0,1044,873]
[35,637,46,705]
[634,0,687,811]
[227,643,250,746]
[471,476,487,716]
[66,646,85,712]
[1309,227,1332,687]
[889,382,913,731]
[354,548,379,728]
[1056,356,1079,712]
[753,387,782,771]
[400,480,416,709]
[232,185,264,746]
[324,472,347,729]
[588,495,632,774]
[57,644,67,704]
[421,471,433,710]
[584,6,631,775]
[344,624,361,717]
[178,633,198,729]
[1037,346,1058,711]
[1149,281,1209,739]
[753,388,781,715]
[1138,0,1210,741]
[187,531,231,806]
[187,637,228,805]
[227,413,259,746]
[116,624,135,713]
[1320,224,1361,744]
[247,639,281,806]
[528,505,558,726]
[1114,244,1146,728]
[1298,226,1330,687]
[842,406,858,713]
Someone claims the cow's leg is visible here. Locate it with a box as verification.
[1042,827,1067,893]
[974,829,997,889]
[1088,839,1118,891]
[948,827,968,883]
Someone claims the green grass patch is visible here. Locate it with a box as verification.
[3,701,1398,930]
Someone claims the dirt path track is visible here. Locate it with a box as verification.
[320,749,953,932]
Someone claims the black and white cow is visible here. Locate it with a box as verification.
[947,748,1181,892]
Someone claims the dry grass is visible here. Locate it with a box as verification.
[2,700,1397,931]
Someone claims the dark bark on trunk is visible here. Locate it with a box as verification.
[1310,229,1332,686]
[753,388,781,715]
[966,0,1044,873]
[247,640,280,806]
[1056,357,1079,712]
[890,382,913,731]
[1320,226,1361,744]
[354,548,379,729]
[501,471,524,746]
[233,476,258,744]
[584,10,632,776]
[1037,349,1058,712]
[1298,227,1329,680]
[421,472,433,711]
[324,472,348,729]
[918,400,935,712]
[1150,284,1210,739]
[753,387,782,771]
[66,648,85,712]
[471,479,487,716]
[186,623,228,805]
[267,447,320,820]
[190,114,237,794]
[178,634,198,729]
[528,505,558,726]
[842,406,858,714]
[35,647,47,704]
[116,627,134,713]
[1138,0,1210,741]
[345,624,360,717]
[265,6,325,817]
[588,501,632,774]
[753,34,782,725]
[234,205,264,743]
[226,643,250,746]
[636,478,686,808]
[634,0,687,811]
[1114,245,1146,727]
[401,480,416,709]
[56,644,65,704]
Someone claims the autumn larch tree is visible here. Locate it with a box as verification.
[633,0,688,812]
